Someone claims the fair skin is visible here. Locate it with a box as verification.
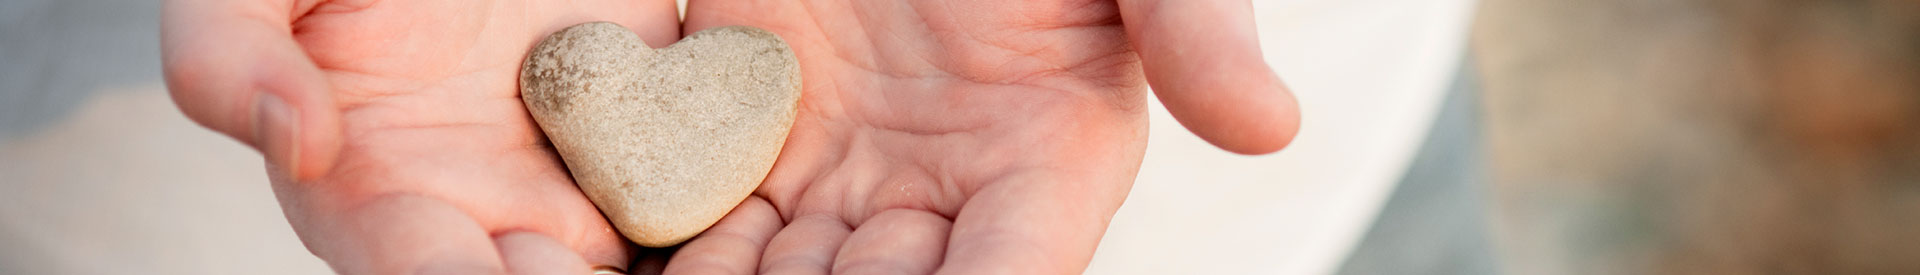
[163,0,1297,274]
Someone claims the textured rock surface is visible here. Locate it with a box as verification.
[520,22,800,247]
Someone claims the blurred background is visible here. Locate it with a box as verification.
[1475,0,1920,273]
[2,0,1916,274]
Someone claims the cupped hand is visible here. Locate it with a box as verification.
[662,0,1300,274]
[161,0,680,273]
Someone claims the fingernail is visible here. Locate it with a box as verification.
[592,266,627,275]
[254,93,299,176]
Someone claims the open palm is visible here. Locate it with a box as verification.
[661,1,1299,274]
[163,0,681,273]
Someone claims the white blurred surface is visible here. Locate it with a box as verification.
[0,0,1472,274]
[1091,0,1474,274]
[0,87,333,274]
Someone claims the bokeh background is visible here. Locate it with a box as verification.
[4,0,1916,274]
[1475,0,1920,273]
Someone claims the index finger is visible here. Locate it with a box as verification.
[934,171,1136,275]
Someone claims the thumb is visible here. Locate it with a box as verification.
[162,0,341,179]
[1118,0,1301,155]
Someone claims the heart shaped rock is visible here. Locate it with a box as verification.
[520,22,800,247]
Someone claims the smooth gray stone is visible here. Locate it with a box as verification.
[521,22,800,247]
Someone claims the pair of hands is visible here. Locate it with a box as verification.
[162,0,1298,274]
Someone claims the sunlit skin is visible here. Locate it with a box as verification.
[162,0,1297,274]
